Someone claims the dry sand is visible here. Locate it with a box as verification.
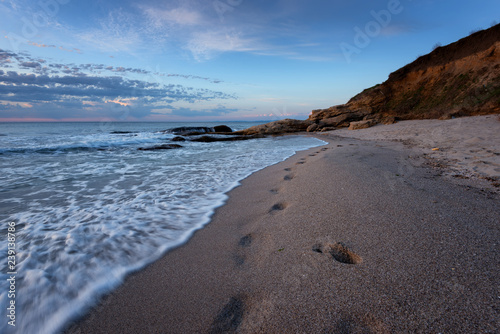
[68,116,499,333]
[333,115,500,185]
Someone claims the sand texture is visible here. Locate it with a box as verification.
[330,115,500,184]
[68,118,499,333]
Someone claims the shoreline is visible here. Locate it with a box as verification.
[68,120,499,333]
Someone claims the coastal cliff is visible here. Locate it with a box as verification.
[239,24,500,135]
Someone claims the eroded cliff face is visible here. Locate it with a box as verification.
[308,24,500,130]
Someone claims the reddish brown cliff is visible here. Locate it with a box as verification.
[308,24,500,130]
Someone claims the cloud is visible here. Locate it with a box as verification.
[0,71,232,103]
[0,101,33,108]
[0,49,237,120]
[0,49,224,82]
[143,6,203,27]
[105,98,137,106]
[135,2,335,62]
[166,73,222,83]
[19,61,42,69]
[187,30,262,60]
[78,10,143,53]
[28,41,57,49]
[0,49,17,64]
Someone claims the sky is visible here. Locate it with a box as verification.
[0,0,498,122]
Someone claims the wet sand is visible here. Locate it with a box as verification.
[68,119,499,333]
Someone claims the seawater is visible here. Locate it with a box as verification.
[0,122,325,334]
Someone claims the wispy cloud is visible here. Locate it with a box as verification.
[78,9,143,53]
[127,2,337,61]
[143,6,204,27]
[27,41,82,53]
[186,30,262,60]
[71,2,318,61]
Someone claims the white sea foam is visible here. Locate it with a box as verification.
[0,122,325,334]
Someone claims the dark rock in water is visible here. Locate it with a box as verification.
[171,136,186,142]
[168,126,214,135]
[213,125,233,133]
[138,144,183,151]
[191,135,264,142]
[111,131,136,134]
[166,125,233,135]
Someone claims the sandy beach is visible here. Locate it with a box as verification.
[332,115,500,187]
[68,116,499,333]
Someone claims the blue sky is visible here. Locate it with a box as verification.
[0,0,498,121]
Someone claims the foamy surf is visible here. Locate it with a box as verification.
[0,122,325,334]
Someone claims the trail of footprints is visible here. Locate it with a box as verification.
[237,146,362,266]
[237,146,363,268]
[215,146,364,331]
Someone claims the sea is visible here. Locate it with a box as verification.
[0,121,325,334]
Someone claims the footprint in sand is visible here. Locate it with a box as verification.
[235,234,253,265]
[284,168,292,172]
[209,295,246,333]
[269,188,280,194]
[234,254,245,266]
[239,234,252,247]
[313,242,362,264]
[295,161,305,165]
[269,202,288,213]
[284,174,294,181]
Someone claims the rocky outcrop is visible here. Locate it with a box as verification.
[306,23,500,131]
[213,125,233,133]
[167,127,214,135]
[190,134,265,142]
[234,119,312,135]
[138,144,183,151]
[348,120,377,130]
[165,125,233,136]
